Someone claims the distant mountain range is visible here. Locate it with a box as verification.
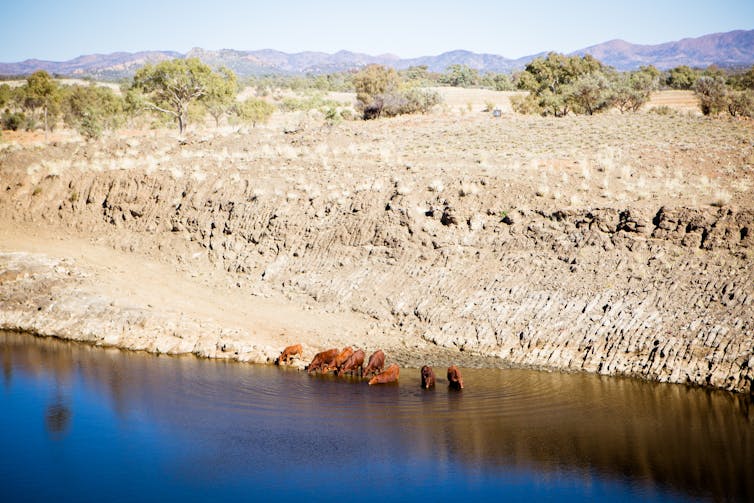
[1,30,752,79]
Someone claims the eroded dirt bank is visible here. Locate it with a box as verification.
[1,114,753,392]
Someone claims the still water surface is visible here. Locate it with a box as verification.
[1,331,752,502]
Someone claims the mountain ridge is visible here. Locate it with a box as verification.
[1,29,752,79]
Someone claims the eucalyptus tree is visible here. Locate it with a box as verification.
[132,58,237,133]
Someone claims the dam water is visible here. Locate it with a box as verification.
[1,331,751,502]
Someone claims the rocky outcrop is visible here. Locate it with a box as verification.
[1,138,752,393]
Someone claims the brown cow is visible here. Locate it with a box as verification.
[276,344,303,365]
[306,348,339,373]
[368,363,400,385]
[363,350,385,377]
[420,365,436,389]
[447,365,464,389]
[336,349,365,376]
[322,347,354,374]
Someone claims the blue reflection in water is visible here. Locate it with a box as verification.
[1,333,750,502]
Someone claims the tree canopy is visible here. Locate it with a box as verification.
[23,70,61,133]
[515,53,606,116]
[131,58,237,134]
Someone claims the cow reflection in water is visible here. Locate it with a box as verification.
[46,401,72,436]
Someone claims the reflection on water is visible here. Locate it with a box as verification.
[1,331,752,502]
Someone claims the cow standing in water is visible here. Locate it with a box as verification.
[368,364,400,385]
[322,347,354,374]
[336,349,365,376]
[306,349,339,373]
[420,366,436,389]
[447,365,464,389]
[362,350,385,377]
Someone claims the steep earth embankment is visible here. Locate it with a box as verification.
[1,117,753,392]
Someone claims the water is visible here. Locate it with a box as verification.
[1,331,752,502]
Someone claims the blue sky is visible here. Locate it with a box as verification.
[2,0,753,62]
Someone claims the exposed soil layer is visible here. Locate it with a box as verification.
[1,112,753,392]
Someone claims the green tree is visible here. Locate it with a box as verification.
[611,69,657,113]
[440,64,480,87]
[23,70,61,133]
[235,97,274,127]
[638,65,661,82]
[666,66,699,90]
[401,65,430,85]
[741,65,754,90]
[132,58,224,134]
[0,84,12,109]
[202,67,238,127]
[727,64,754,91]
[490,73,514,91]
[515,53,605,116]
[62,84,124,140]
[568,73,613,115]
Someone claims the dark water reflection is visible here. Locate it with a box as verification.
[1,331,751,502]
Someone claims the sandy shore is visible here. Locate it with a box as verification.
[0,221,501,371]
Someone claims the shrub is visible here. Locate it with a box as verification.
[510,94,541,115]
[694,76,727,115]
[353,64,441,119]
[611,70,656,113]
[278,93,343,113]
[235,98,275,127]
[1,110,27,130]
[568,73,613,115]
[648,105,674,116]
[353,65,400,118]
[727,90,754,117]
[77,114,103,140]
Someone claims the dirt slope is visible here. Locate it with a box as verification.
[1,112,753,392]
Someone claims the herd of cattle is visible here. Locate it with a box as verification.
[275,344,464,389]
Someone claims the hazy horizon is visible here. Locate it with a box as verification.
[2,0,753,62]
